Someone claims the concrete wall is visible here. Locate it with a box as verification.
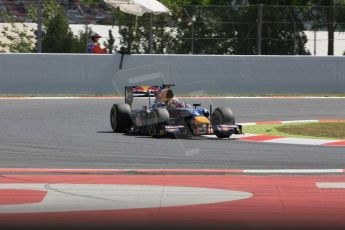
[0,54,119,94]
[1,53,344,94]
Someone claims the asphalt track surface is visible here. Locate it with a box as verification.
[1,98,345,169]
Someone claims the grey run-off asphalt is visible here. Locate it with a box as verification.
[0,98,344,169]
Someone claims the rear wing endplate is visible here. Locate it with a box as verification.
[125,86,160,106]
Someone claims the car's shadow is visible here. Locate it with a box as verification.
[97,130,236,141]
[97,131,114,134]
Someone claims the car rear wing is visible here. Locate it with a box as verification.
[125,86,160,107]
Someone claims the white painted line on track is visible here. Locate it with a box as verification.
[244,169,344,174]
[316,182,345,189]
[263,138,332,146]
[239,122,257,126]
[281,120,319,124]
[0,184,252,213]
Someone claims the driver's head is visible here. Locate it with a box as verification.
[159,89,174,103]
[167,98,184,108]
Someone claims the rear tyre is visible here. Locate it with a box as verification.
[110,104,132,133]
[147,108,170,137]
[211,107,235,138]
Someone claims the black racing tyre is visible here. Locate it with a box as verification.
[110,103,132,133]
[211,107,235,138]
[147,108,170,137]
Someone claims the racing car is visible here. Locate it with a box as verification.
[110,84,242,138]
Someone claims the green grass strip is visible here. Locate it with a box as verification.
[244,122,345,140]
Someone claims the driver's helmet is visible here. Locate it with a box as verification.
[167,98,185,109]
[156,88,174,104]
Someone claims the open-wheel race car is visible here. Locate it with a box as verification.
[110,84,242,138]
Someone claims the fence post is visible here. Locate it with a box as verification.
[327,2,335,56]
[36,0,43,53]
[85,24,89,53]
[293,21,296,55]
[149,13,153,54]
[257,4,263,55]
[191,19,194,54]
[314,29,317,56]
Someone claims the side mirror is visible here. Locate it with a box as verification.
[193,103,201,109]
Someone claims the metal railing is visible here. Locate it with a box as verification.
[0,1,344,55]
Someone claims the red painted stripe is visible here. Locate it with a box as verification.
[0,96,27,99]
[256,121,282,125]
[323,140,345,146]
[0,189,47,205]
[1,175,345,229]
[239,135,284,141]
[319,119,345,123]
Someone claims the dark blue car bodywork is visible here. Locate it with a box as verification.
[125,85,242,137]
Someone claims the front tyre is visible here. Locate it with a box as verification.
[211,107,235,138]
[147,108,170,137]
[110,104,132,133]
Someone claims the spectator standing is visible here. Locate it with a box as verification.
[87,33,107,54]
